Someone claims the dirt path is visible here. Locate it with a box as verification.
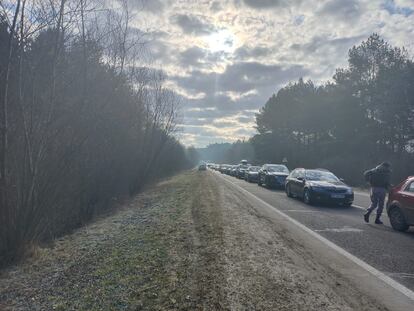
[0,171,387,310]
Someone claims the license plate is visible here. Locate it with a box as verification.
[331,194,345,199]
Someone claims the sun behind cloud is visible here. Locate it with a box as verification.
[203,28,237,53]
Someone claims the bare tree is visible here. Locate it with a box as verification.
[0,0,21,253]
[0,0,188,265]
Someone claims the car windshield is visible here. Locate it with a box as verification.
[305,170,339,182]
[268,165,289,173]
[240,165,249,169]
[249,166,260,172]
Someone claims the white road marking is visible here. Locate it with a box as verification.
[217,173,414,302]
[354,191,371,197]
[284,209,322,213]
[314,227,363,233]
[352,204,366,210]
[388,273,414,279]
[352,204,390,219]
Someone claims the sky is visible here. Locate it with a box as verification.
[130,0,414,147]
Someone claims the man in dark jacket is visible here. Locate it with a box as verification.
[363,162,392,224]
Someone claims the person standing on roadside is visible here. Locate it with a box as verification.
[363,162,392,224]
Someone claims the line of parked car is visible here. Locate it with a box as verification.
[208,160,354,207]
[204,160,414,232]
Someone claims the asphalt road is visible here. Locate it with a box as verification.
[212,170,414,292]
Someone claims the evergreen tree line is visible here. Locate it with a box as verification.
[199,35,414,186]
[0,0,192,265]
[253,34,414,185]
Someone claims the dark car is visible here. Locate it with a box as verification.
[230,165,238,176]
[258,164,290,188]
[245,166,260,182]
[224,165,233,175]
[236,164,250,179]
[387,176,414,232]
[285,168,354,206]
[198,162,207,171]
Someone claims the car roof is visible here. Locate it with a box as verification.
[403,176,414,182]
[293,168,330,172]
[305,168,332,173]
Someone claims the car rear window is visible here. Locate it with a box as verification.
[305,170,339,182]
[268,165,289,173]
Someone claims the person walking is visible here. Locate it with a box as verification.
[363,162,392,224]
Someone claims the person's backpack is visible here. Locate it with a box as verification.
[364,167,390,187]
[364,169,373,183]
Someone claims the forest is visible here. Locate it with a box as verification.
[199,34,414,186]
[0,0,193,265]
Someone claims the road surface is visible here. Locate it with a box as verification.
[213,170,414,292]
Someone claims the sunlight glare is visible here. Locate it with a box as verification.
[204,29,236,53]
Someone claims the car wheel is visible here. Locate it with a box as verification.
[286,184,293,198]
[303,189,313,205]
[389,206,409,232]
[264,176,270,188]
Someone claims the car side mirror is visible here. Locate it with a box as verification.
[340,178,345,182]
[297,176,304,181]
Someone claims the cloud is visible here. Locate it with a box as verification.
[382,0,414,16]
[172,62,309,96]
[142,0,165,13]
[183,107,221,120]
[394,0,414,8]
[317,0,361,21]
[290,35,366,54]
[145,39,171,62]
[170,14,216,36]
[234,45,272,60]
[179,47,206,66]
[239,0,302,9]
[210,1,223,12]
[173,60,308,146]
